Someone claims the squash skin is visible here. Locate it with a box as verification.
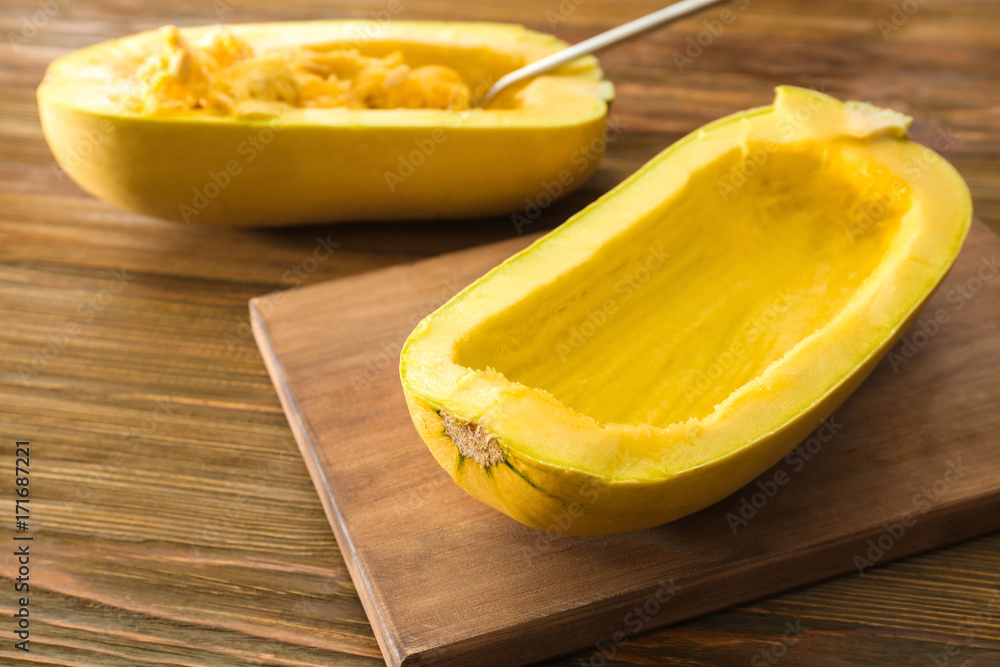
[36,21,613,226]
[399,87,973,536]
[404,325,891,535]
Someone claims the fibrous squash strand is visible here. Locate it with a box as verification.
[441,412,505,468]
[125,25,472,116]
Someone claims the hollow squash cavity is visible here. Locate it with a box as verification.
[400,87,972,534]
[454,143,909,428]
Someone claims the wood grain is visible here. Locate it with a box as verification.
[1,0,999,665]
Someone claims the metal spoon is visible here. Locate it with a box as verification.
[477,0,728,107]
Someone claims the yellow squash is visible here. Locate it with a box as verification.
[37,21,612,226]
[400,86,972,536]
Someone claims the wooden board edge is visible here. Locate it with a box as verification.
[403,488,1000,665]
[250,298,407,667]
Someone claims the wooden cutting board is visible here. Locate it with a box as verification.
[251,219,1000,667]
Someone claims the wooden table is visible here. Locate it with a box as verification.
[1,0,998,664]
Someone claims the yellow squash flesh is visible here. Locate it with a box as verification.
[399,86,972,536]
[37,21,612,226]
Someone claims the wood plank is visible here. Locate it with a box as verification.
[252,220,1000,666]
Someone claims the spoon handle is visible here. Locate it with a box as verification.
[479,0,728,107]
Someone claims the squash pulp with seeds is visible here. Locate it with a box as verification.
[399,87,972,536]
[37,21,612,226]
